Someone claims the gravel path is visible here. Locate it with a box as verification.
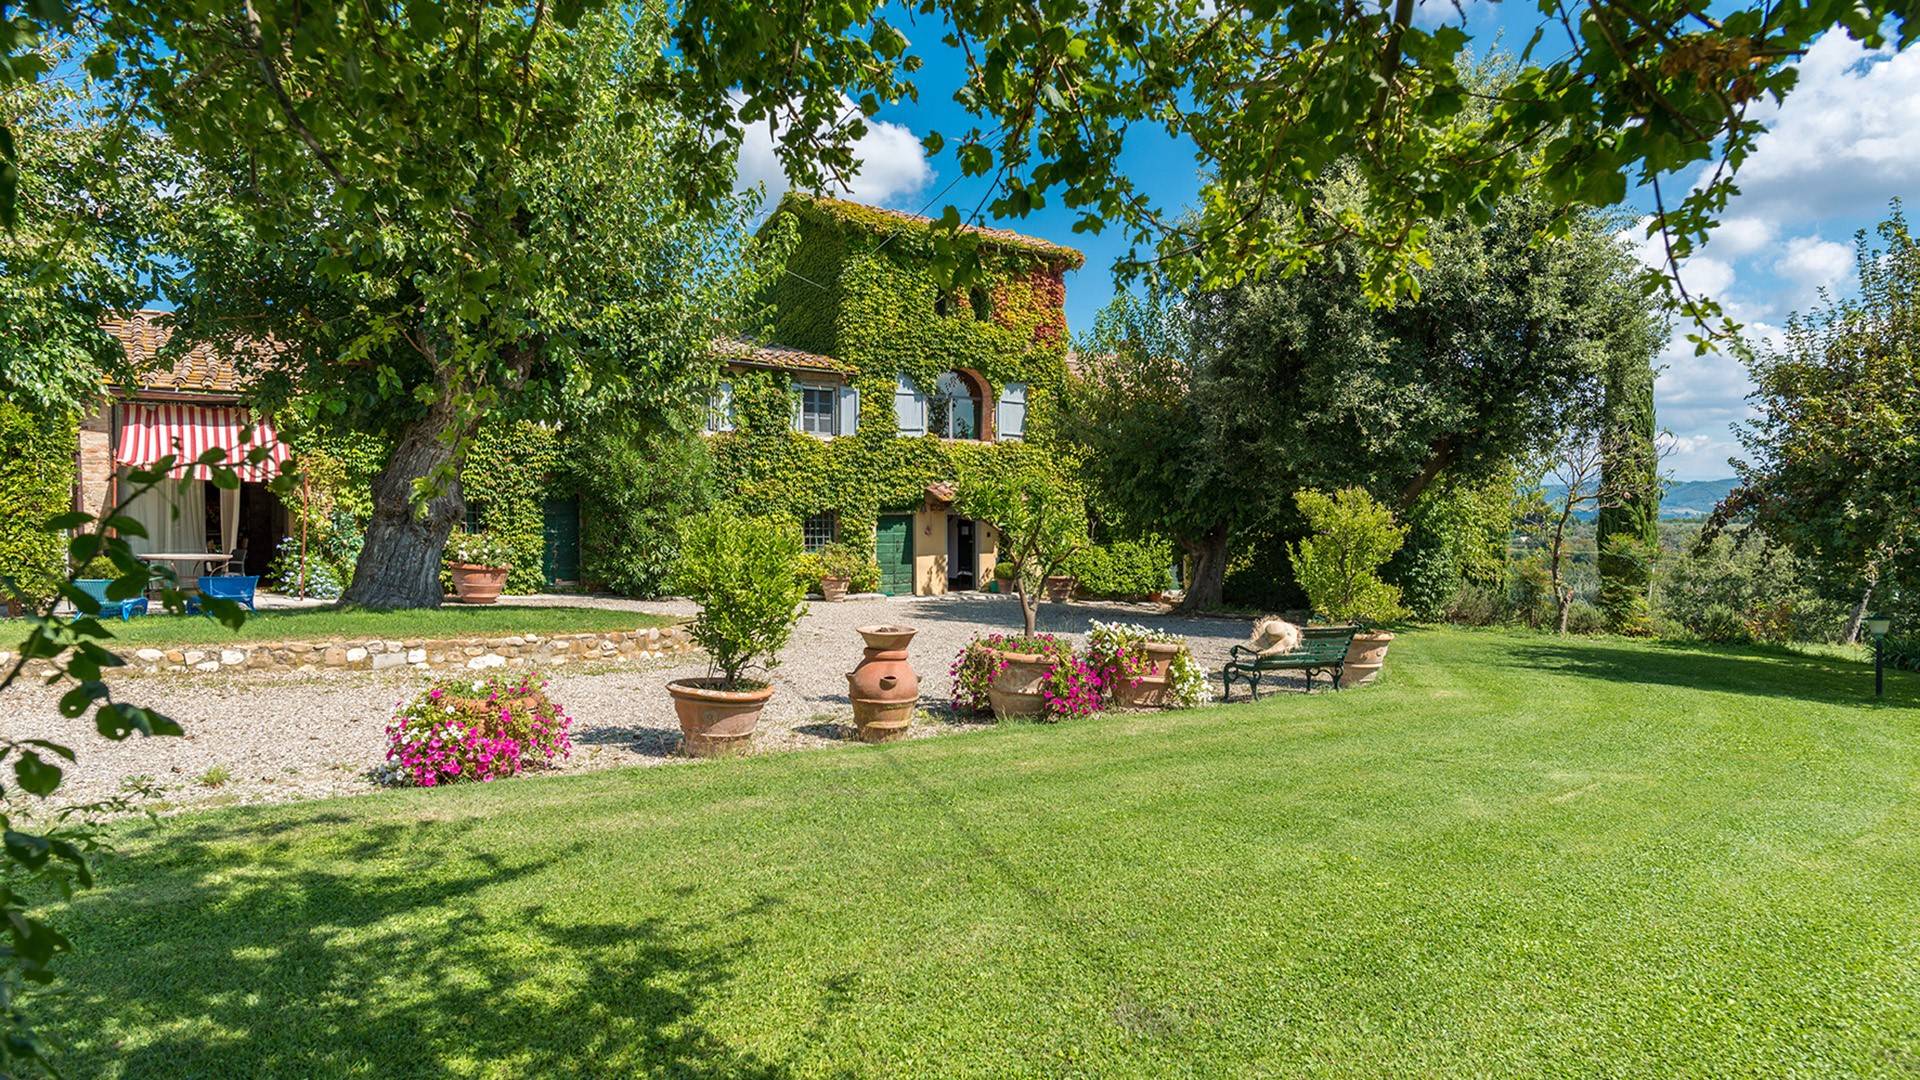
[0,595,1260,814]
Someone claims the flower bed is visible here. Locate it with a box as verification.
[383,674,573,787]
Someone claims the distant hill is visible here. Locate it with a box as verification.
[1537,477,1738,521]
[1660,478,1738,519]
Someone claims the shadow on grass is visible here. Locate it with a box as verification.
[49,814,790,1078]
[1505,637,1909,706]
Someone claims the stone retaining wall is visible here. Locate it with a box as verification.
[2,626,694,680]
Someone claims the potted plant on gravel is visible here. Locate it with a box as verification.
[1288,487,1409,687]
[951,632,1085,721]
[814,542,865,602]
[1084,620,1210,709]
[991,560,1016,594]
[444,530,514,604]
[666,511,808,756]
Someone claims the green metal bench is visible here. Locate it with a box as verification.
[1221,625,1358,700]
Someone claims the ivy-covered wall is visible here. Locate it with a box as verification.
[463,420,562,595]
[711,195,1083,578]
[0,402,79,604]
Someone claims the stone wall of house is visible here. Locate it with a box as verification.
[77,405,114,521]
[1,626,693,681]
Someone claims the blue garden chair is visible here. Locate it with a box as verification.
[74,579,148,621]
[189,574,259,614]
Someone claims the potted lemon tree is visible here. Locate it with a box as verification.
[1288,487,1408,687]
[665,512,808,756]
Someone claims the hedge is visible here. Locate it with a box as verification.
[0,403,78,606]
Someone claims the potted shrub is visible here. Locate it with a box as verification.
[814,542,865,602]
[992,560,1016,594]
[444,530,514,604]
[665,511,807,756]
[1288,487,1409,687]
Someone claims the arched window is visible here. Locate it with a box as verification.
[929,370,984,440]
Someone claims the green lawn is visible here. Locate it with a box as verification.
[44,628,1920,1076]
[94,604,673,646]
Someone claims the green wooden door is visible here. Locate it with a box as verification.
[541,495,581,585]
[875,514,914,596]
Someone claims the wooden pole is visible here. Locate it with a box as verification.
[298,474,310,599]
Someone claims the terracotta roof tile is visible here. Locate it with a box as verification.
[716,336,849,374]
[102,311,248,396]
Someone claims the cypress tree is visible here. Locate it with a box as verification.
[1597,343,1660,634]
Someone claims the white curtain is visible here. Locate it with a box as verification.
[118,467,208,555]
[220,486,241,557]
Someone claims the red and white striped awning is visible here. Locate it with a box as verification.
[114,404,291,483]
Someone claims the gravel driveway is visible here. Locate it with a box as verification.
[0,594,1258,814]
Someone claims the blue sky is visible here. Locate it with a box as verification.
[732,9,1920,480]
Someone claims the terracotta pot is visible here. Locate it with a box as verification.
[994,574,1015,595]
[846,624,919,743]
[1115,641,1182,708]
[667,678,773,757]
[1340,631,1393,688]
[449,563,509,604]
[1044,575,1075,603]
[987,649,1053,720]
[819,576,851,602]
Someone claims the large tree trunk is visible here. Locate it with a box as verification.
[1174,525,1229,614]
[342,402,471,609]
[1843,578,1876,645]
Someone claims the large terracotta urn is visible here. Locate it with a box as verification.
[1117,640,1182,708]
[1044,575,1075,603]
[1340,631,1394,688]
[846,624,919,743]
[667,678,774,757]
[449,563,508,604]
[819,576,851,602]
[987,649,1053,720]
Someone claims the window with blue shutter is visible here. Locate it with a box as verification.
[836,385,860,436]
[705,380,734,433]
[996,381,1027,441]
[893,374,926,437]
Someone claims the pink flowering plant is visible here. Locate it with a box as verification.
[383,674,573,787]
[1082,621,1155,701]
[1038,653,1105,719]
[949,632,1103,721]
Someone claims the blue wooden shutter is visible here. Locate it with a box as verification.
[710,380,734,432]
[997,381,1027,440]
[837,385,860,436]
[894,375,926,436]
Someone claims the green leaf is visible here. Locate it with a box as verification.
[12,752,61,798]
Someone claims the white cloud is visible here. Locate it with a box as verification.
[733,96,934,208]
[1773,235,1854,292]
[1651,324,1779,479]
[1710,32,1920,222]
[1705,216,1776,258]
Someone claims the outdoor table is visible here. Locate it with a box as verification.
[139,553,230,592]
